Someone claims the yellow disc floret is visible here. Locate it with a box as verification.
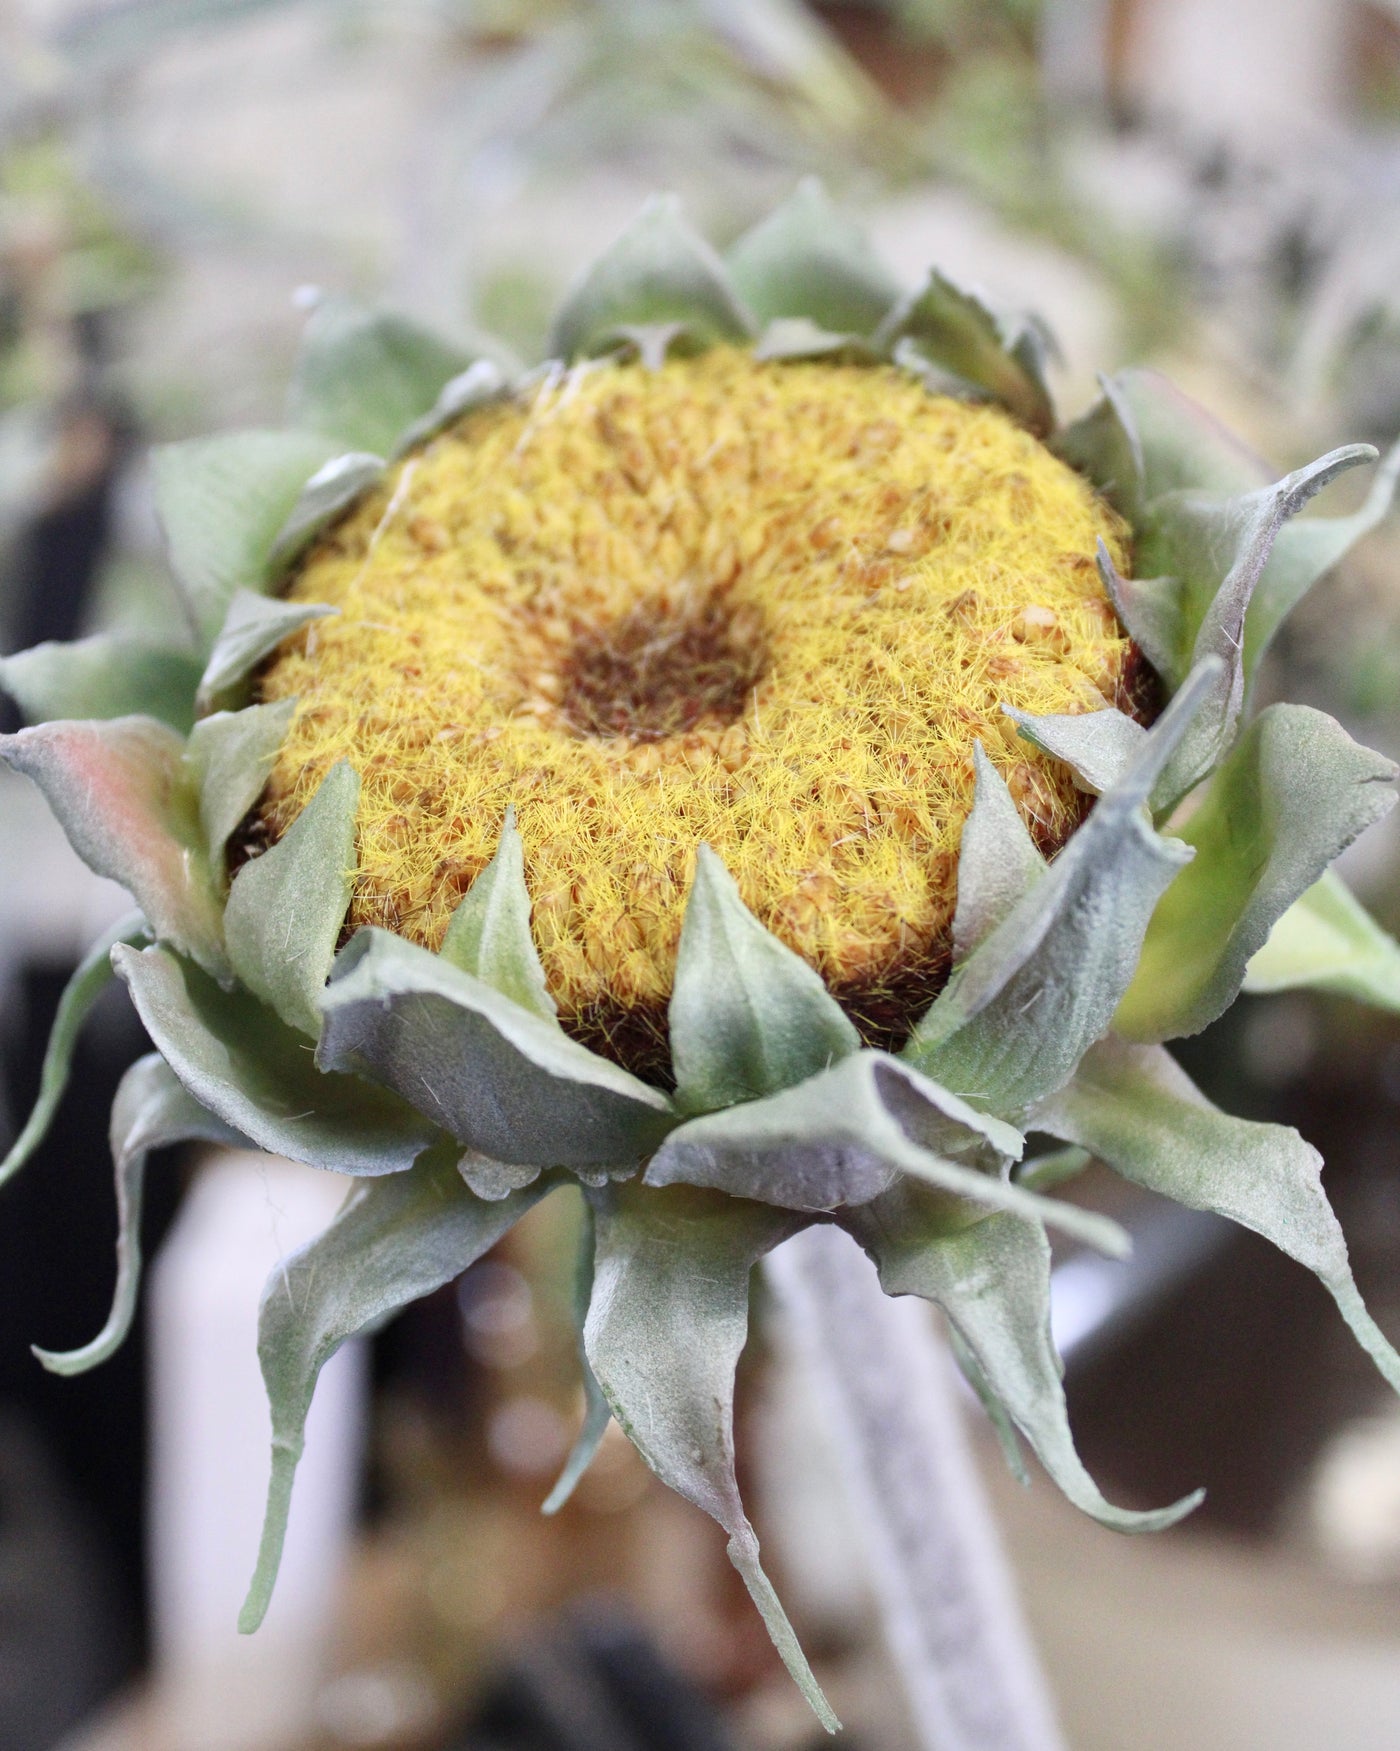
[257,349,1140,1071]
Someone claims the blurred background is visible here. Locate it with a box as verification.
[5,1,1400,1746]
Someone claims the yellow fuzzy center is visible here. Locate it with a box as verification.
[258,349,1137,1070]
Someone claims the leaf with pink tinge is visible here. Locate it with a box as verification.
[0,717,226,977]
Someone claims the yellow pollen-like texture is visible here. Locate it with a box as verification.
[258,349,1138,1070]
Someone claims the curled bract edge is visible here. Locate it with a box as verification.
[3,184,1400,1732]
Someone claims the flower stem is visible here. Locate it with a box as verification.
[764,1223,1064,1751]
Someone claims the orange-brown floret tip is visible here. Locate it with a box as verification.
[257,349,1141,1071]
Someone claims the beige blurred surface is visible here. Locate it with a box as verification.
[59,1405,1400,1751]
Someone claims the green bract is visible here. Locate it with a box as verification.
[5,183,1400,1734]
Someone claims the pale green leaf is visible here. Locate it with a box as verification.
[151,430,340,644]
[542,1195,611,1516]
[752,319,880,361]
[456,1151,541,1199]
[34,1055,242,1377]
[184,701,296,878]
[241,1152,547,1631]
[1118,706,1396,1041]
[725,177,899,338]
[1036,1039,1400,1395]
[0,718,227,977]
[1015,1146,1091,1192]
[646,1050,1129,1256]
[1245,439,1400,678]
[266,451,384,576]
[0,635,202,734]
[0,911,148,1190]
[1141,447,1376,810]
[876,270,1053,433]
[1050,374,1146,521]
[951,745,1044,965]
[844,1186,1201,1531]
[394,358,510,455]
[1001,705,1145,796]
[1244,870,1400,1010]
[289,299,479,456]
[1056,368,1266,525]
[318,929,674,1171]
[114,942,440,1175]
[1095,540,1180,681]
[669,844,858,1114]
[904,663,1212,1116]
[439,809,555,1022]
[584,1184,837,1733]
[225,761,360,1037]
[548,195,755,363]
[196,589,337,713]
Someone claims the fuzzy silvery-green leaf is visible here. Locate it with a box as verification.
[752,319,880,362]
[1064,378,1394,708]
[1002,705,1146,797]
[543,1195,611,1516]
[1118,368,1270,499]
[394,358,511,455]
[1244,871,1400,1009]
[725,177,900,339]
[548,195,755,364]
[0,911,148,1190]
[844,1187,1201,1532]
[1016,1146,1091,1192]
[1135,446,1375,808]
[318,928,674,1170]
[875,270,1053,434]
[1117,706,1397,1042]
[583,1183,837,1734]
[456,1150,541,1200]
[266,451,384,576]
[1135,446,1376,680]
[115,942,440,1175]
[951,745,1045,964]
[946,1322,1029,1483]
[288,298,480,457]
[904,663,1211,1116]
[1051,374,1146,521]
[241,1151,547,1632]
[1037,1038,1400,1394]
[151,430,342,645]
[196,589,337,713]
[0,635,202,734]
[225,761,359,1038]
[669,844,858,1114]
[1056,368,1266,523]
[1244,440,1400,680]
[438,809,556,1023]
[185,701,296,878]
[34,1054,242,1378]
[0,718,227,978]
[1094,541,1179,682]
[646,1050,1129,1256]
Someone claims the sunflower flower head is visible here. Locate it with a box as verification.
[262,348,1139,1067]
[4,183,1400,1734]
